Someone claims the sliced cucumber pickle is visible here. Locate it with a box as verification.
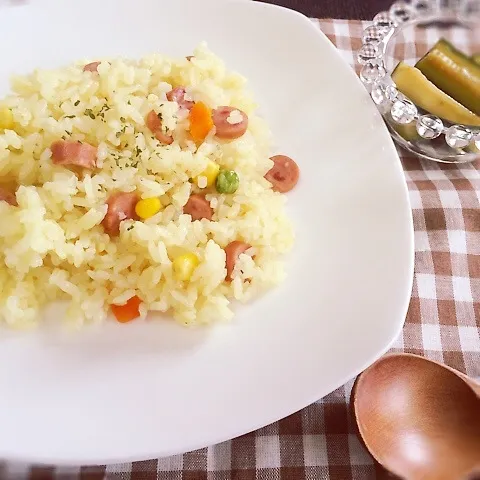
[415,39,480,116]
[392,62,480,127]
[391,123,419,142]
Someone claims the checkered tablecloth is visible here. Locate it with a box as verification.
[3,18,480,480]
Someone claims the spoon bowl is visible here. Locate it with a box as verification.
[352,353,480,480]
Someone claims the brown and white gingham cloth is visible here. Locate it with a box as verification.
[2,19,479,480]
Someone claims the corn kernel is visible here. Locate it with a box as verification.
[135,197,162,219]
[173,253,199,281]
[0,108,14,130]
[195,160,220,188]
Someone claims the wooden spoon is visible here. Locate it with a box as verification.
[351,353,480,480]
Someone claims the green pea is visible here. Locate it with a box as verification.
[215,170,239,194]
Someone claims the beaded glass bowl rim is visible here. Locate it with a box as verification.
[357,0,480,153]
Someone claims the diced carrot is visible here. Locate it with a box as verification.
[189,101,214,142]
[111,295,142,323]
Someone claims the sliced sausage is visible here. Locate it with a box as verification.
[212,106,248,140]
[225,241,251,281]
[146,110,173,145]
[51,141,97,169]
[166,87,194,110]
[145,109,162,131]
[265,155,299,193]
[0,187,17,206]
[83,61,101,73]
[183,194,213,221]
[154,129,174,145]
[102,192,139,237]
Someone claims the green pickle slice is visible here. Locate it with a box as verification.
[392,62,480,127]
[415,39,480,116]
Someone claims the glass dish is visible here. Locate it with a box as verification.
[358,0,480,163]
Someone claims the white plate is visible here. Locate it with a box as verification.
[0,0,413,465]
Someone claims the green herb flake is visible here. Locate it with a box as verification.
[85,109,95,120]
[74,100,80,106]
[127,225,134,231]
[65,115,75,119]
[120,117,126,123]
